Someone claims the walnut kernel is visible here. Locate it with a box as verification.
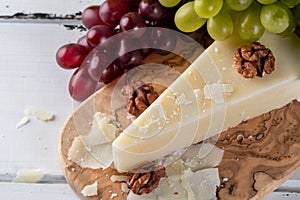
[234,42,275,79]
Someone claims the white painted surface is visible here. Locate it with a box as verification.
[264,192,300,200]
[0,1,299,199]
[0,23,83,174]
[1,182,78,200]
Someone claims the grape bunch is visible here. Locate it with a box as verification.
[174,0,300,42]
[56,0,183,101]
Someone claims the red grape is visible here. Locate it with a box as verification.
[100,62,124,83]
[116,36,144,69]
[138,29,154,56]
[99,0,130,27]
[151,27,177,55]
[56,43,88,69]
[82,5,106,29]
[121,50,144,70]
[87,51,113,82]
[120,12,147,38]
[77,35,92,52]
[139,0,166,22]
[86,25,116,48]
[69,67,98,101]
[141,47,153,57]
[126,0,141,8]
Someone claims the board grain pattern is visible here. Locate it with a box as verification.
[216,101,300,200]
[58,42,300,200]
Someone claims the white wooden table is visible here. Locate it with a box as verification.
[0,1,299,199]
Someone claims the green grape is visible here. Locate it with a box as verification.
[194,0,223,18]
[260,3,290,33]
[293,4,300,25]
[175,2,207,32]
[238,2,265,42]
[225,0,254,11]
[277,2,296,36]
[207,7,233,40]
[256,0,278,4]
[158,0,181,7]
[280,0,300,8]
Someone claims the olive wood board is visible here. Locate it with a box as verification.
[58,44,300,200]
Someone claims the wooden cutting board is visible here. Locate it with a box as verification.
[58,41,300,200]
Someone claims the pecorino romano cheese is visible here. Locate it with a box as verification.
[112,31,300,172]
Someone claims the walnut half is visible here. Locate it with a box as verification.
[127,168,166,195]
[121,83,159,117]
[234,42,275,79]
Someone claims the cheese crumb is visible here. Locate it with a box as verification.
[121,183,130,193]
[13,169,44,183]
[193,89,203,100]
[111,193,118,199]
[204,83,233,104]
[175,93,192,105]
[214,47,219,53]
[81,181,98,197]
[25,107,54,121]
[223,177,229,182]
[16,117,30,129]
[110,175,129,182]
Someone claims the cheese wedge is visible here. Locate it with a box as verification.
[112,32,300,172]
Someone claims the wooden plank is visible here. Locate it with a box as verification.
[1,182,298,200]
[0,23,85,174]
[264,192,300,200]
[0,173,66,183]
[0,0,103,16]
[0,182,78,200]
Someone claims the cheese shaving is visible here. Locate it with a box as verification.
[81,181,98,197]
[25,107,54,121]
[13,169,43,183]
[16,117,30,129]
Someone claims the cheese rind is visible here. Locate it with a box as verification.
[112,32,300,172]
